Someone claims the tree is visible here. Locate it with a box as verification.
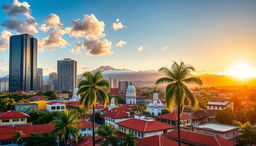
[13,131,24,145]
[239,122,256,145]
[96,124,117,145]
[51,110,80,146]
[78,71,110,146]
[215,108,235,124]
[155,61,202,146]
[0,97,16,112]
[29,111,62,124]
[122,132,137,146]
[25,132,56,146]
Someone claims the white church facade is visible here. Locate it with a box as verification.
[147,93,164,116]
[126,84,136,104]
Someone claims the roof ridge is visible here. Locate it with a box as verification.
[143,120,148,132]
[159,135,161,146]
[214,136,221,146]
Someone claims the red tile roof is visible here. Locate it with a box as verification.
[72,136,102,146]
[46,102,66,105]
[163,129,236,146]
[0,124,54,140]
[104,109,130,119]
[157,112,193,121]
[76,120,99,129]
[0,112,29,119]
[116,118,175,133]
[137,135,181,146]
[67,101,80,107]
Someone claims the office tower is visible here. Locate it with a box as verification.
[118,81,129,95]
[0,78,9,92]
[37,68,43,90]
[9,34,37,92]
[57,58,77,91]
[49,72,58,90]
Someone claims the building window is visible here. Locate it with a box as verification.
[57,106,60,110]
[61,106,64,109]
[20,118,25,121]
[2,119,10,123]
[51,106,56,110]
[13,118,20,122]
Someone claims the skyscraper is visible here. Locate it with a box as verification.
[37,68,43,90]
[49,72,58,90]
[57,58,77,91]
[9,34,37,92]
[119,81,129,95]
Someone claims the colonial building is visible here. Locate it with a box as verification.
[0,112,29,126]
[157,112,193,127]
[108,98,117,111]
[104,107,131,128]
[193,123,239,141]
[46,102,66,112]
[116,115,175,138]
[207,101,233,110]
[77,120,99,137]
[147,93,164,116]
[126,84,136,104]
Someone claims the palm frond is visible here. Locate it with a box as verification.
[155,77,174,85]
[183,77,202,85]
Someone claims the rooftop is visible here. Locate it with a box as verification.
[0,112,29,119]
[194,123,239,132]
[137,135,180,146]
[116,118,175,132]
[157,112,193,120]
[76,120,99,129]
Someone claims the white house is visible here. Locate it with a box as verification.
[147,93,164,116]
[46,102,66,112]
[77,120,99,137]
[207,101,233,110]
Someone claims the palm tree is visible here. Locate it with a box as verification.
[122,132,137,146]
[51,110,80,146]
[155,61,202,146]
[13,130,24,145]
[96,124,117,145]
[239,122,256,145]
[78,71,110,146]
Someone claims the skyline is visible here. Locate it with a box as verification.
[0,0,256,77]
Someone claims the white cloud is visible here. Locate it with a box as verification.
[162,46,168,50]
[112,19,126,30]
[115,40,127,48]
[137,46,144,52]
[70,42,83,55]
[45,13,63,28]
[2,0,33,19]
[65,14,105,39]
[38,29,68,51]
[0,30,13,51]
[2,19,38,34]
[39,24,49,32]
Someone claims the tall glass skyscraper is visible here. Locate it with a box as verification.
[9,34,38,92]
[57,58,77,91]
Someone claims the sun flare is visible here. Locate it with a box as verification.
[226,62,256,80]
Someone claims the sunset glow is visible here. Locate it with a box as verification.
[226,62,256,80]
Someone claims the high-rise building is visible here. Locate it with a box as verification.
[57,58,77,91]
[118,81,129,95]
[9,34,37,92]
[37,68,43,90]
[49,72,58,90]
[0,78,9,92]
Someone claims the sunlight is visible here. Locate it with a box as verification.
[226,62,256,79]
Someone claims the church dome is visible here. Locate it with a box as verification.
[148,93,164,107]
[126,85,136,97]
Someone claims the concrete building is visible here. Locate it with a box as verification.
[0,78,8,92]
[49,72,58,90]
[118,81,129,95]
[46,102,66,112]
[37,68,43,90]
[9,34,37,92]
[57,58,77,91]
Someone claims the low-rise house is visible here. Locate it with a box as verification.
[137,135,179,146]
[116,115,175,138]
[163,129,236,146]
[157,112,193,127]
[77,120,99,137]
[207,101,233,111]
[15,103,38,114]
[46,102,66,112]
[0,112,29,126]
[104,107,131,128]
[0,124,54,145]
[193,123,239,141]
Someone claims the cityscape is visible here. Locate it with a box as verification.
[0,0,256,146]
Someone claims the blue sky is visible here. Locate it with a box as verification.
[0,0,256,76]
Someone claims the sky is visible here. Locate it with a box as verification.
[0,0,256,76]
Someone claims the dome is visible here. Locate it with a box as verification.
[126,85,136,97]
[148,93,164,107]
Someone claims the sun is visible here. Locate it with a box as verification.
[226,62,256,80]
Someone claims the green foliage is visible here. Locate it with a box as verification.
[29,111,62,124]
[36,91,58,100]
[96,124,117,145]
[215,108,235,124]
[239,122,256,145]
[0,97,16,112]
[25,132,56,146]
[160,109,169,115]
[122,132,137,146]
[198,96,209,109]
[51,110,80,144]
[13,131,24,145]
[95,112,104,125]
